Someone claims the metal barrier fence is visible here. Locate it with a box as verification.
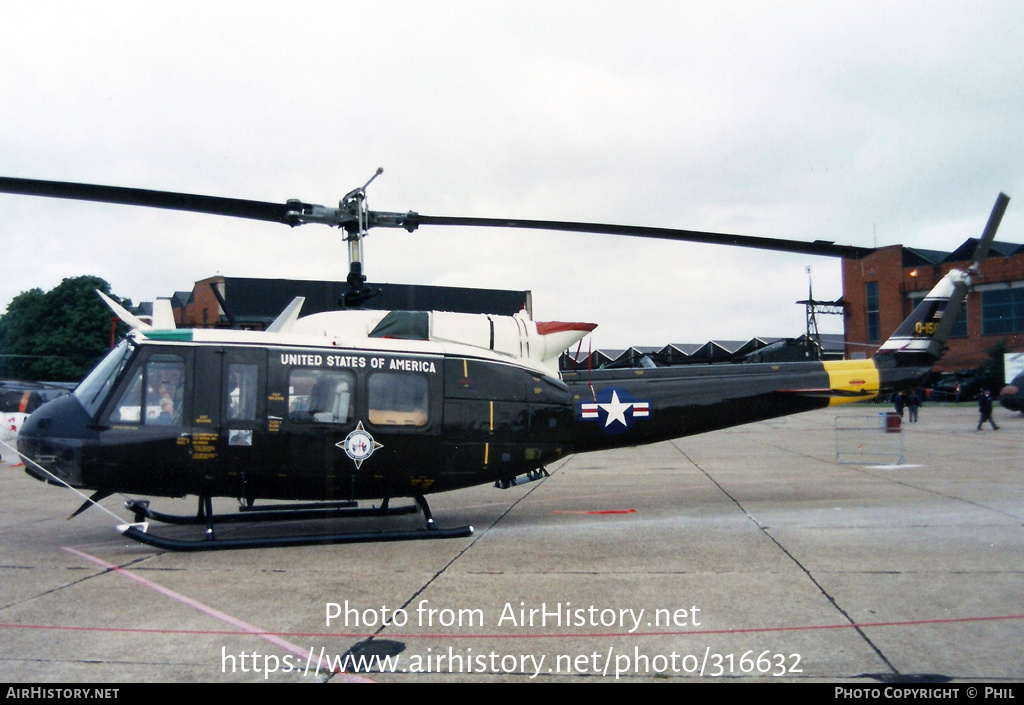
[835,413,906,465]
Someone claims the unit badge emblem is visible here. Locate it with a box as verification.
[337,421,383,468]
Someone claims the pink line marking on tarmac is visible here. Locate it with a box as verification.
[62,546,374,683]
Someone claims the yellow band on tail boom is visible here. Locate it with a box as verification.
[822,359,881,405]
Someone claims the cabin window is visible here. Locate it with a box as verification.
[226,363,258,422]
[109,354,186,425]
[287,369,354,424]
[368,373,428,427]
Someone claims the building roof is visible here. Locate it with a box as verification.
[902,247,950,267]
[900,239,1024,267]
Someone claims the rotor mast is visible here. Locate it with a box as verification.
[341,168,382,307]
[283,167,384,307]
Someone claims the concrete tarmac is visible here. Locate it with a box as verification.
[1,404,1022,683]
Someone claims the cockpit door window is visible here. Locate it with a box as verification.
[109,354,186,425]
[226,363,258,422]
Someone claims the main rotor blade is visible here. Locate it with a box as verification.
[406,214,874,259]
[0,177,299,224]
[1,176,876,258]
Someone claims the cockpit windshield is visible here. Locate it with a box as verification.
[74,339,135,417]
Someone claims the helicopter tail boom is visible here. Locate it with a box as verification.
[564,193,1010,452]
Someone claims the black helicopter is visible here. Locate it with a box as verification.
[999,370,1024,412]
[0,175,1010,550]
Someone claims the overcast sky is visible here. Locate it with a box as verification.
[2,1,1022,350]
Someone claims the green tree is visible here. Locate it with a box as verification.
[0,276,130,382]
[978,338,1008,391]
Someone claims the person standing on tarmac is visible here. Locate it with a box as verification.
[906,390,921,424]
[977,389,1000,431]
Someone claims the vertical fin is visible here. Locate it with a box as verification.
[876,193,1009,366]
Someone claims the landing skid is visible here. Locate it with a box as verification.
[124,498,417,525]
[118,495,473,551]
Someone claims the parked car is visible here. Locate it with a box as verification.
[926,372,982,402]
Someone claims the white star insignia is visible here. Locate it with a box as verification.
[599,390,632,427]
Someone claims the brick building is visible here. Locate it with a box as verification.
[842,239,1024,372]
